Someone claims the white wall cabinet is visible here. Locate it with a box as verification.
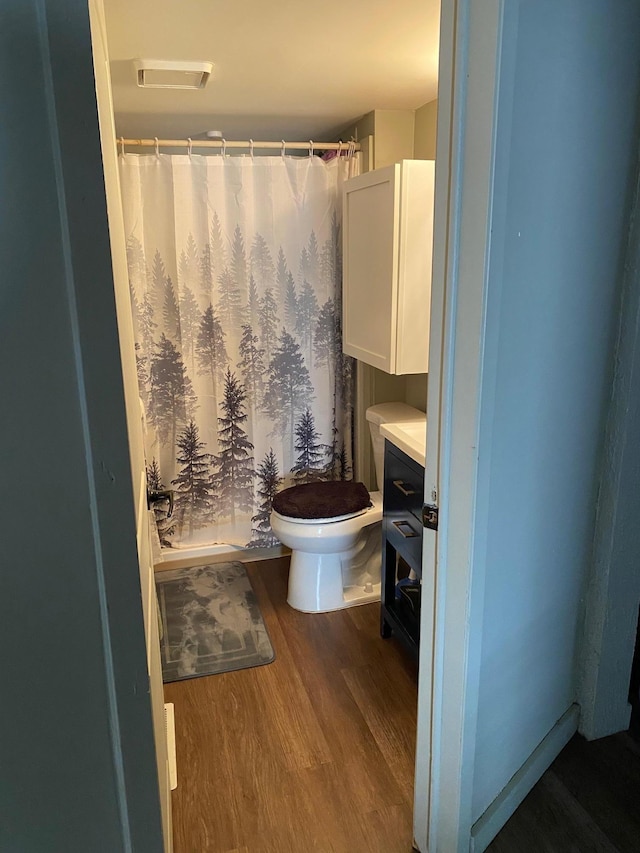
[343,160,435,375]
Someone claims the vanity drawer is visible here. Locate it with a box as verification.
[383,443,424,523]
[384,513,423,572]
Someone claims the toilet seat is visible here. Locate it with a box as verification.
[272,480,371,523]
[271,505,370,525]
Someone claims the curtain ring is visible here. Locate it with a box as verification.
[154,137,160,158]
[336,140,342,158]
[119,136,125,157]
[281,139,286,159]
[221,138,226,157]
[348,140,355,160]
[249,139,254,159]
[187,137,193,158]
[309,140,314,158]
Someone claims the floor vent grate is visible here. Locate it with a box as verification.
[164,702,177,790]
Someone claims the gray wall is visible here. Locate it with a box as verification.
[578,147,640,738]
[470,0,640,820]
[0,1,162,849]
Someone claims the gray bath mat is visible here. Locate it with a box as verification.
[156,562,275,683]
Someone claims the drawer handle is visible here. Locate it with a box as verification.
[393,479,416,497]
[393,520,419,538]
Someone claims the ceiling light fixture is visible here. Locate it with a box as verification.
[134,59,213,90]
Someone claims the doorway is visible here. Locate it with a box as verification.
[91,1,443,851]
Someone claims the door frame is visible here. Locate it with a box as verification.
[87,0,173,848]
[77,0,640,847]
[414,0,506,849]
[23,0,166,847]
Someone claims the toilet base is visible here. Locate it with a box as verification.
[287,545,381,613]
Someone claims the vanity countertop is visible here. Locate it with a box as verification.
[380,419,427,468]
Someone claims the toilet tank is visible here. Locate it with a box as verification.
[365,403,426,493]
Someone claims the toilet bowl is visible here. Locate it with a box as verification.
[271,402,425,613]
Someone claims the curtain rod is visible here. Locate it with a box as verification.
[117,137,360,154]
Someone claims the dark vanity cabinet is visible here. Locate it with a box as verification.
[381,440,424,657]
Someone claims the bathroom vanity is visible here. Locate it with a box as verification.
[379,420,426,657]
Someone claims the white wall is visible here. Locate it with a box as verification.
[341,109,415,169]
[414,99,437,160]
[0,0,163,847]
[470,0,640,821]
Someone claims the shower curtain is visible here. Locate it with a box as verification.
[119,152,359,548]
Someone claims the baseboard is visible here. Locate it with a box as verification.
[469,703,580,853]
[155,544,290,572]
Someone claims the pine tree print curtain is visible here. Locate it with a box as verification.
[119,152,358,548]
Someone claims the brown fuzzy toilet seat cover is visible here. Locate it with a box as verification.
[272,481,371,520]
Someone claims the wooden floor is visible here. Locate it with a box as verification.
[164,557,419,853]
[165,557,640,853]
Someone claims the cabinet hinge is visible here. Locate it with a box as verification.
[422,503,439,531]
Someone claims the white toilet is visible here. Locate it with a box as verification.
[271,403,425,613]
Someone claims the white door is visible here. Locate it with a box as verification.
[87,2,173,850]
[414,2,640,852]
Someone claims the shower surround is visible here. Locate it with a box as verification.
[120,153,357,550]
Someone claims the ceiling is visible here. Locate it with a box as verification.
[104,0,440,142]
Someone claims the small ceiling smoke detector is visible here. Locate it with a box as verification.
[134,59,213,90]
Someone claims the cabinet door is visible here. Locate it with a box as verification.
[343,164,400,373]
[397,160,435,375]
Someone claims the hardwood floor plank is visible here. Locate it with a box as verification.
[347,602,418,682]
[550,735,640,853]
[165,670,272,851]
[252,560,417,811]
[541,771,622,852]
[282,762,375,853]
[280,764,416,853]
[259,559,415,678]
[166,665,331,852]
[341,663,417,805]
[247,567,333,771]
[353,803,416,853]
[489,770,621,853]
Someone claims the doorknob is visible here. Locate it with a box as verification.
[147,489,174,518]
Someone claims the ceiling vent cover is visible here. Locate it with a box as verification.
[134,59,213,90]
